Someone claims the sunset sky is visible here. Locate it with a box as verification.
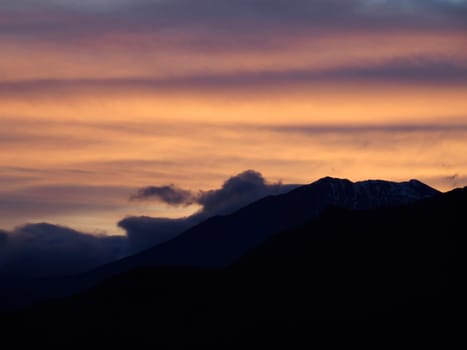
[1,0,467,235]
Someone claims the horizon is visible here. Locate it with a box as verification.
[0,172,454,233]
[0,169,450,294]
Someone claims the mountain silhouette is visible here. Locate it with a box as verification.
[90,177,439,269]
[0,177,439,310]
[1,185,465,348]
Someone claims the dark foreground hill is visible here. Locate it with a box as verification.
[1,186,466,349]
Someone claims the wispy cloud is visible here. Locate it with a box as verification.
[262,122,467,135]
[1,57,466,97]
[131,185,197,205]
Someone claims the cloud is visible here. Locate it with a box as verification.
[132,170,297,215]
[131,185,196,205]
[0,170,299,287]
[264,122,467,135]
[3,0,466,30]
[1,57,466,98]
[1,0,466,53]
[0,223,128,283]
[0,230,7,248]
[119,170,299,249]
[118,216,194,252]
[197,170,290,216]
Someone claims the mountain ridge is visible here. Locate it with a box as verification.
[2,185,465,348]
[0,176,440,310]
[98,176,439,268]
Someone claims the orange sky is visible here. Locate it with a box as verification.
[1,0,467,234]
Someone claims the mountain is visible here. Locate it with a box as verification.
[0,177,439,310]
[93,177,439,269]
[2,186,466,348]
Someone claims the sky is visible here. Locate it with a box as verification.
[1,0,467,241]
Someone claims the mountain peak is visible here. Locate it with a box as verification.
[3,173,444,309]
[110,175,440,268]
[313,176,352,184]
[299,176,439,212]
[311,177,439,195]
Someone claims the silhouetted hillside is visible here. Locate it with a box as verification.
[1,186,465,348]
[111,177,438,268]
[73,177,440,281]
[0,177,438,311]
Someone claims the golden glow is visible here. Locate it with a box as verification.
[1,23,467,233]
[1,31,465,81]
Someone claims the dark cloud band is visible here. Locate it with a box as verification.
[1,57,466,97]
[2,0,466,34]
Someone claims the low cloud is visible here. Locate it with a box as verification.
[118,216,194,252]
[0,230,7,248]
[0,170,299,286]
[0,223,128,283]
[131,185,196,206]
[119,170,299,249]
[197,170,289,216]
[131,169,297,215]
